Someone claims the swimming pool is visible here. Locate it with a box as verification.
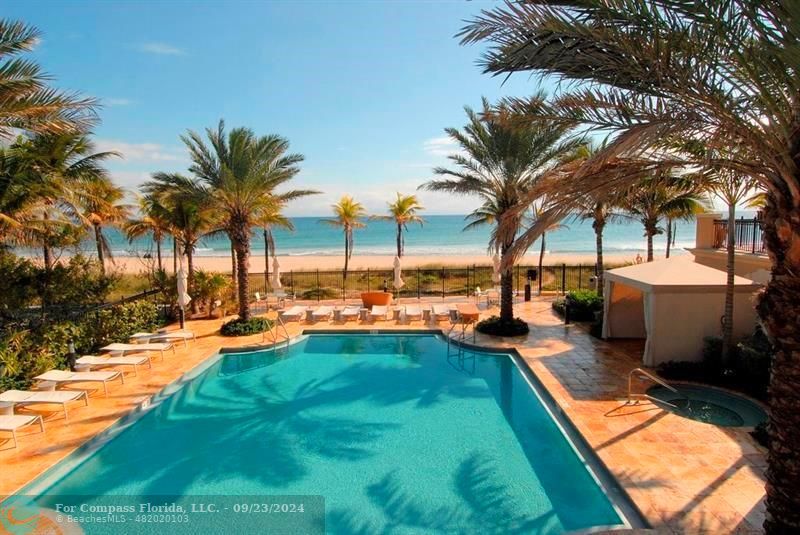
[12,333,638,533]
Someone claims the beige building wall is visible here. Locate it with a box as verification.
[689,213,772,281]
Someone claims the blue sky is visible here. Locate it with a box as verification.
[7,0,549,216]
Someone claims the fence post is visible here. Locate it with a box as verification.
[290,270,294,299]
[342,270,346,302]
[316,269,320,302]
[417,268,421,300]
[561,264,566,295]
[578,264,582,289]
[751,220,757,254]
[538,266,543,295]
[367,268,370,292]
[441,267,445,299]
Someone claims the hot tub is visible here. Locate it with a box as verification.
[647,384,767,427]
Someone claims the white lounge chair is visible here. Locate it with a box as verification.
[370,305,390,321]
[0,390,88,422]
[431,304,451,322]
[404,305,423,322]
[0,415,44,449]
[77,355,152,377]
[280,305,306,322]
[129,330,195,347]
[100,342,174,360]
[34,370,124,396]
[312,306,333,322]
[341,306,361,322]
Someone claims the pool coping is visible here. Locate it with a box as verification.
[7,329,649,532]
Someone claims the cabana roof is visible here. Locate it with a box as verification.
[604,257,762,294]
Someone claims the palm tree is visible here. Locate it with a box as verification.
[254,199,294,287]
[459,2,800,527]
[10,133,119,270]
[526,201,566,295]
[75,178,131,274]
[0,20,96,138]
[420,97,577,326]
[371,193,424,257]
[320,196,366,279]
[142,172,217,307]
[181,120,312,320]
[622,174,706,262]
[124,194,171,272]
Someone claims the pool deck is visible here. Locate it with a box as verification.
[0,297,766,533]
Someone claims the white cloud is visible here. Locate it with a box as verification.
[423,136,461,157]
[137,42,186,56]
[95,139,186,163]
[104,98,133,107]
[108,170,152,191]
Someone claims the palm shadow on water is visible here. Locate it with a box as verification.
[327,452,559,535]
[36,336,489,502]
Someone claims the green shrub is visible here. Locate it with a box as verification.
[299,287,340,300]
[220,317,272,337]
[565,289,603,321]
[551,297,566,316]
[91,301,161,348]
[476,316,530,337]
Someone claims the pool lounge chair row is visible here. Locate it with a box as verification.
[0,329,195,450]
[279,303,468,324]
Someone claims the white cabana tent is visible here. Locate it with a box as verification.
[602,257,761,366]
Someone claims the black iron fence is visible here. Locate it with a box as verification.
[713,217,766,254]
[246,264,601,302]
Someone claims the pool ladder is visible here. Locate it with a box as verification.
[264,312,291,351]
[627,368,681,408]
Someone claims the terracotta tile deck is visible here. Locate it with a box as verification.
[0,297,766,533]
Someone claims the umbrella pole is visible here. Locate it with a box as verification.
[179,306,185,329]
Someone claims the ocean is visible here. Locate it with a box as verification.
[34,214,711,258]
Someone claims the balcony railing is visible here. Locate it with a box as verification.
[713,217,766,254]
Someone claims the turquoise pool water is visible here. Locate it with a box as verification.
[15,334,628,533]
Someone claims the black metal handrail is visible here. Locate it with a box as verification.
[712,217,766,254]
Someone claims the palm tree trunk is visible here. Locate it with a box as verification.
[230,241,237,291]
[397,223,402,257]
[594,221,605,298]
[232,227,251,320]
[185,242,198,314]
[155,236,163,272]
[94,224,105,275]
[43,244,52,271]
[644,220,656,262]
[665,217,673,258]
[343,229,350,280]
[758,201,800,533]
[264,227,269,291]
[538,233,546,295]
[721,203,736,365]
[500,244,514,322]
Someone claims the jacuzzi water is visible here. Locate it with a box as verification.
[9,334,633,534]
[647,384,767,427]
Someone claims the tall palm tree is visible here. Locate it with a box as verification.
[181,120,312,320]
[10,133,118,269]
[0,20,96,138]
[459,2,800,528]
[75,178,131,274]
[371,193,424,257]
[142,172,218,306]
[320,196,366,279]
[420,97,577,327]
[124,193,171,272]
[622,174,706,262]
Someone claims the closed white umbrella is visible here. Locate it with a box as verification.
[393,256,404,289]
[491,253,502,284]
[271,257,282,289]
[177,258,191,328]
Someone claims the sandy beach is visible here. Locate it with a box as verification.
[109,250,683,274]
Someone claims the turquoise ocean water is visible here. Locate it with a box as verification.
[18,334,626,534]
[44,214,717,258]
